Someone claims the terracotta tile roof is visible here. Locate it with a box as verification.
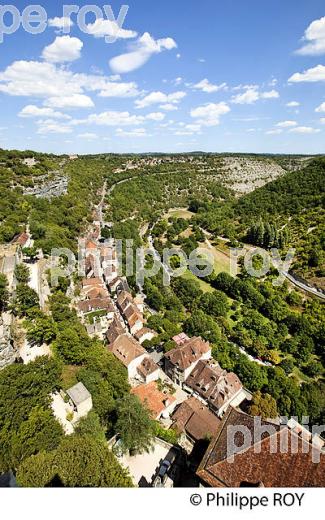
[85,240,98,250]
[172,332,190,346]
[124,304,143,327]
[132,381,176,419]
[106,316,125,344]
[82,277,104,288]
[14,232,29,246]
[135,328,157,341]
[197,407,325,487]
[185,360,242,411]
[137,357,159,378]
[108,334,146,367]
[83,286,108,299]
[78,298,114,313]
[164,337,211,371]
[172,397,221,442]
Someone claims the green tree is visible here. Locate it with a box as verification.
[248,391,278,419]
[14,263,30,284]
[115,394,155,454]
[0,273,9,312]
[184,309,221,343]
[16,435,133,487]
[198,290,229,318]
[13,283,39,316]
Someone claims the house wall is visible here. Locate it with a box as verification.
[130,320,144,335]
[76,396,93,418]
[145,368,160,384]
[127,353,147,379]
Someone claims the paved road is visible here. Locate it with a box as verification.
[282,271,325,301]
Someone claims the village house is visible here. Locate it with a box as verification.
[108,276,130,295]
[66,382,93,418]
[13,231,32,250]
[164,337,211,385]
[108,334,147,379]
[171,397,221,452]
[106,315,125,344]
[131,381,177,420]
[117,291,144,335]
[136,356,160,384]
[197,407,325,487]
[134,327,157,344]
[77,298,115,317]
[172,332,190,346]
[184,359,246,417]
[51,382,92,435]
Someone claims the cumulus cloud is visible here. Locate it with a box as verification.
[87,110,145,126]
[45,94,94,109]
[190,102,230,126]
[19,105,71,119]
[288,65,325,83]
[276,120,297,128]
[135,91,186,109]
[286,101,300,107]
[289,126,320,134]
[86,19,137,40]
[192,79,228,93]
[48,17,74,31]
[160,103,178,111]
[266,129,283,135]
[232,87,279,104]
[37,119,73,134]
[315,102,325,113]
[116,127,148,137]
[145,112,165,121]
[0,60,141,109]
[296,16,325,55]
[42,36,83,63]
[109,32,177,74]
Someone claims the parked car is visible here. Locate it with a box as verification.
[158,460,171,478]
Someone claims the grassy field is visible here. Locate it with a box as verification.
[182,269,215,293]
[198,242,232,275]
[164,207,195,220]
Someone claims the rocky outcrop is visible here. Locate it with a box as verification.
[0,313,17,369]
[23,176,68,199]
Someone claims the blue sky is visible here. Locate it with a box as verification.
[1,0,325,154]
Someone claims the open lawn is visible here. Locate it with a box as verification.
[164,207,194,220]
[182,269,215,293]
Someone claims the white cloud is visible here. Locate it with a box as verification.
[176,53,181,59]
[48,17,74,31]
[45,94,94,109]
[296,16,325,56]
[135,90,186,109]
[36,119,72,134]
[320,118,325,124]
[232,87,279,104]
[19,105,70,119]
[0,60,141,109]
[78,132,97,139]
[109,32,177,74]
[42,36,83,63]
[286,101,300,107]
[276,120,297,128]
[288,65,325,83]
[116,127,148,137]
[159,103,178,111]
[86,18,137,40]
[260,89,279,99]
[97,81,139,98]
[266,129,283,135]
[190,102,230,126]
[87,110,145,126]
[145,112,165,121]
[289,126,320,134]
[232,88,260,104]
[315,102,325,113]
[192,79,227,93]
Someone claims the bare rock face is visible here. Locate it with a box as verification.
[221,157,286,195]
[0,313,17,369]
[23,176,68,199]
